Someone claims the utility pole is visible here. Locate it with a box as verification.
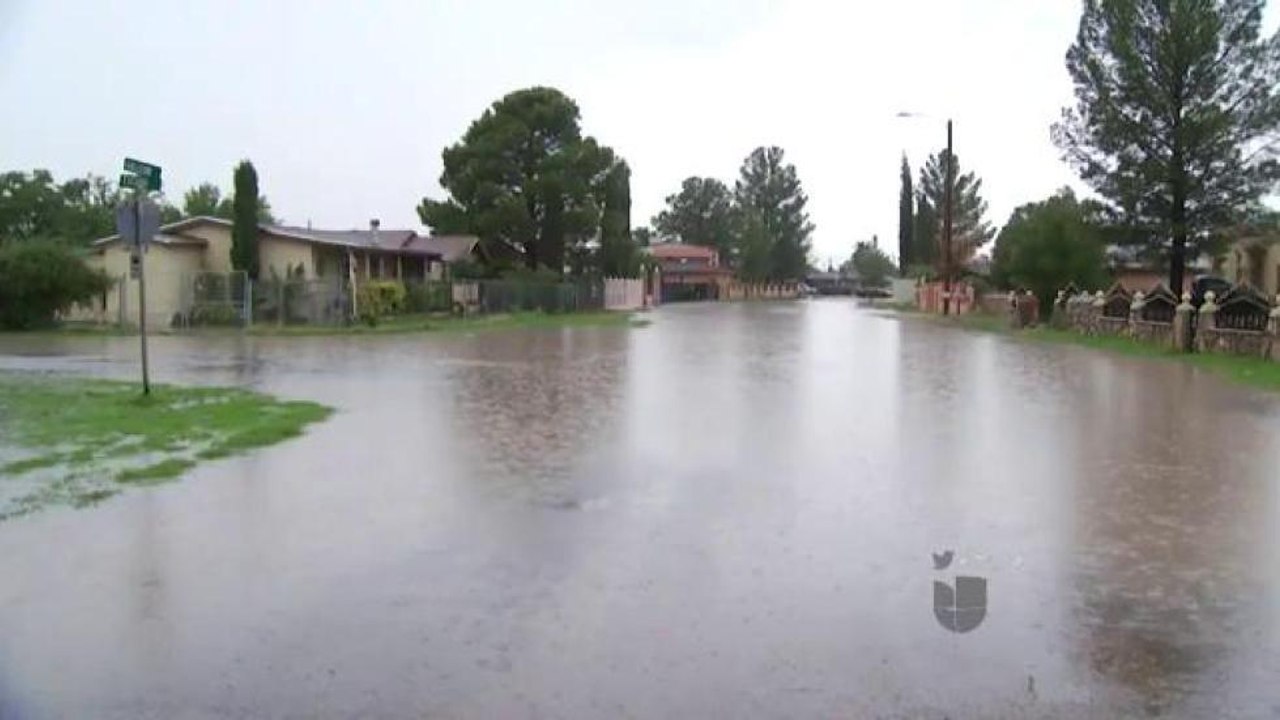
[943,119,954,317]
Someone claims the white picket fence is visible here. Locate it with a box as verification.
[603,277,645,310]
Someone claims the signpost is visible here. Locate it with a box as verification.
[115,157,163,395]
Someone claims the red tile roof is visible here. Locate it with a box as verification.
[648,243,719,261]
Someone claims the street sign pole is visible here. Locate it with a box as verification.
[118,158,162,395]
[134,191,150,395]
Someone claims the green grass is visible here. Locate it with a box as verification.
[900,309,1280,394]
[0,374,332,519]
[116,458,196,485]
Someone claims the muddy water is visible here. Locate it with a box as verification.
[1,301,1278,718]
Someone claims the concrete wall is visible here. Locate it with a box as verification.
[259,236,314,279]
[95,243,205,328]
[179,223,234,273]
[889,278,916,304]
[603,278,645,310]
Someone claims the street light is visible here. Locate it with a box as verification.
[896,112,955,316]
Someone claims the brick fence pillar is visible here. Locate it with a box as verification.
[1089,291,1105,335]
[1196,291,1219,353]
[1174,293,1195,353]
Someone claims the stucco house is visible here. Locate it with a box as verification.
[81,217,476,327]
[1219,229,1280,298]
[646,243,733,301]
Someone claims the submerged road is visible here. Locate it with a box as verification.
[1,300,1278,718]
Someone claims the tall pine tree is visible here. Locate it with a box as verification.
[598,160,638,277]
[1053,0,1280,293]
[917,149,994,278]
[734,146,814,281]
[231,160,260,280]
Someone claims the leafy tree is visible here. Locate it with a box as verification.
[0,170,63,244]
[598,161,639,277]
[734,146,814,281]
[851,240,897,289]
[990,188,1109,313]
[898,156,914,273]
[159,203,183,224]
[418,87,614,274]
[652,177,738,259]
[0,240,112,328]
[1053,0,1280,293]
[631,226,654,247]
[734,208,772,282]
[182,182,274,223]
[56,175,121,243]
[917,148,994,277]
[231,161,261,280]
[183,183,226,217]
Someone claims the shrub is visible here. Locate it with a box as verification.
[355,280,406,326]
[0,241,112,329]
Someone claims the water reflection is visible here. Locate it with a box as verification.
[1,302,1279,717]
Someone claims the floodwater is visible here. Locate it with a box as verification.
[1,300,1279,718]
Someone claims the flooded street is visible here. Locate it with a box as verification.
[1,300,1279,718]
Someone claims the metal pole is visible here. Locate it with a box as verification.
[943,119,954,316]
[135,192,151,395]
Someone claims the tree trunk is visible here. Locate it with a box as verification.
[1170,177,1187,295]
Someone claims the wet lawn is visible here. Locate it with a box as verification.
[0,373,332,519]
[916,310,1280,393]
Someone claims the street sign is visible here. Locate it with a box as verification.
[122,158,162,191]
[119,173,143,190]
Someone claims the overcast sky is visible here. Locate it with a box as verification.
[2,0,1276,266]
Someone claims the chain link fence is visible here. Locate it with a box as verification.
[177,274,605,328]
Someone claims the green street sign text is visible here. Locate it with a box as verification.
[123,158,162,191]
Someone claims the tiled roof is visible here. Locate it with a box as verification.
[648,243,719,260]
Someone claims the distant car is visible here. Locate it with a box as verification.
[854,287,892,299]
[1190,276,1231,307]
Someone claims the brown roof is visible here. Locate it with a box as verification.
[407,235,479,263]
[648,243,719,260]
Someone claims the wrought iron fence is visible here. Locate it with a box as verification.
[1215,286,1271,332]
[1140,285,1177,324]
[403,280,454,313]
[1102,284,1132,319]
[476,279,604,314]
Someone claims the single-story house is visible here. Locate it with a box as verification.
[646,243,734,301]
[79,217,478,327]
[1219,229,1280,298]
